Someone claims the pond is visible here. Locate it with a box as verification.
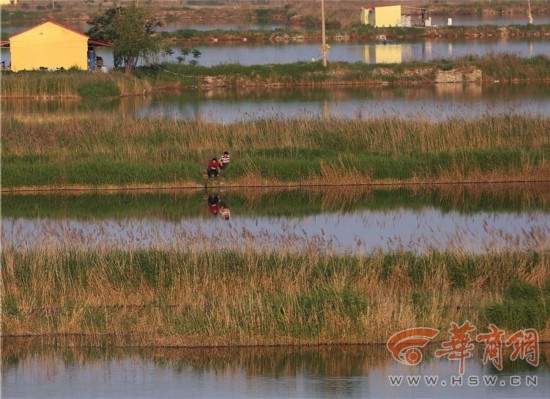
[3,83,550,123]
[2,339,549,398]
[3,36,548,67]
[161,38,550,67]
[2,184,549,254]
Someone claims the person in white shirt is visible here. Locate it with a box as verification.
[219,151,231,170]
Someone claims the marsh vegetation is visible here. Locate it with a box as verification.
[2,112,548,189]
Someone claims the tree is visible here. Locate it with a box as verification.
[88,6,168,73]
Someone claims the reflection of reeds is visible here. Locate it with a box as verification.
[3,248,549,345]
[1,336,392,378]
[3,184,548,220]
[3,113,549,188]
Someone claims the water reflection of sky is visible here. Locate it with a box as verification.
[3,209,548,254]
[3,346,549,398]
[136,89,550,123]
[92,38,550,67]
[4,84,549,122]
[2,38,549,67]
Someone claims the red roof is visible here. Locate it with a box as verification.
[89,39,112,47]
[9,19,89,39]
[365,5,399,9]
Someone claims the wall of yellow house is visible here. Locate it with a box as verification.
[10,21,88,72]
[374,5,402,27]
[361,5,402,28]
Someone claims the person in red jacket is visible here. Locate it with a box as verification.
[207,157,219,178]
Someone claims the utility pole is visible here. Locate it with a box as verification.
[321,0,327,67]
[527,0,533,24]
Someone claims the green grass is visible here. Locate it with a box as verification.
[1,70,151,98]
[481,280,550,331]
[76,80,121,98]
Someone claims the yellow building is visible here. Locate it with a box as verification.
[0,0,18,5]
[360,5,402,28]
[9,20,89,72]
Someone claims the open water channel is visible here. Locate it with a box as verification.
[2,185,550,254]
[3,83,550,123]
[2,339,549,398]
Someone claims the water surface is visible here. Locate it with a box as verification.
[3,340,549,398]
[3,83,549,123]
[3,185,549,254]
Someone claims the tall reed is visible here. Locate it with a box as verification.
[0,70,153,99]
[3,248,549,346]
[2,114,549,188]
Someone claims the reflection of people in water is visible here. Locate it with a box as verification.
[219,201,231,220]
[207,195,219,215]
[205,194,231,219]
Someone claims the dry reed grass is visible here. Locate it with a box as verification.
[3,247,548,346]
[4,114,548,158]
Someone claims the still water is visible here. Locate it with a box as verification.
[3,209,548,254]
[3,84,550,123]
[2,341,549,398]
[2,185,549,254]
[159,38,550,67]
[1,36,548,67]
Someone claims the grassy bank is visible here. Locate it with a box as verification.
[2,114,549,189]
[2,54,550,99]
[0,70,153,99]
[2,248,549,346]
